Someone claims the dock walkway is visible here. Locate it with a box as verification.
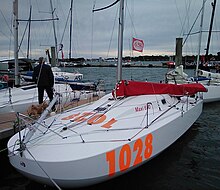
[0,112,17,140]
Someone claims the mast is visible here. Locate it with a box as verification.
[195,0,205,77]
[117,0,124,82]
[27,5,32,59]
[69,0,73,60]
[205,0,217,61]
[50,0,58,66]
[13,0,20,86]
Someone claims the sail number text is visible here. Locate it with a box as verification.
[61,112,117,129]
[106,133,153,176]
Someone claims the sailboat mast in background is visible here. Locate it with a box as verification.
[196,0,206,77]
[69,0,73,60]
[205,0,217,61]
[13,0,20,86]
[50,0,58,66]
[117,0,124,82]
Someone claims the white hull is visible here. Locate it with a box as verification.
[8,93,203,188]
[203,84,220,103]
[21,67,83,83]
[0,84,105,114]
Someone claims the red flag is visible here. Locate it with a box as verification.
[132,37,144,52]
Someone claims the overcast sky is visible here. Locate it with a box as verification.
[0,0,219,60]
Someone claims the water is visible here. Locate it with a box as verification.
[1,66,220,190]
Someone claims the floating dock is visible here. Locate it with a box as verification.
[0,112,17,140]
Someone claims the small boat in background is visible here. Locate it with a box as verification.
[21,66,83,83]
[0,83,105,115]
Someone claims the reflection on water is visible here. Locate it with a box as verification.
[0,67,219,190]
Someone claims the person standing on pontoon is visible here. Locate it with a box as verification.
[32,57,55,109]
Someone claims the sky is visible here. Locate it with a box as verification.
[0,0,220,60]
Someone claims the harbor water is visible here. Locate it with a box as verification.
[0,65,220,190]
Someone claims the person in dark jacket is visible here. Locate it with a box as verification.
[32,57,55,107]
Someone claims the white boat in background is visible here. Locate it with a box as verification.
[0,83,104,115]
[166,0,220,103]
[21,66,83,83]
[166,65,220,103]
[7,0,207,189]
[52,67,83,82]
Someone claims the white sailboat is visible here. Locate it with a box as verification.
[7,0,207,189]
[166,64,220,103]
[196,0,220,102]
[166,0,220,103]
[21,66,83,83]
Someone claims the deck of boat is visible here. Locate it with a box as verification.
[0,97,100,140]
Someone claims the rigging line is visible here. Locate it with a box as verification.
[182,6,201,46]
[180,0,192,37]
[0,146,9,153]
[106,5,119,58]
[66,106,111,131]
[8,16,13,58]
[125,2,137,38]
[66,98,123,131]
[76,97,139,132]
[0,8,13,35]
[59,9,71,44]
[66,127,143,138]
[0,30,11,40]
[174,0,183,36]
[25,148,62,190]
[129,100,181,141]
[93,0,120,12]
[82,139,129,143]
[18,113,66,140]
[140,102,154,127]
[70,2,80,57]
[150,84,162,111]
[147,100,180,127]
[183,0,208,46]
[35,138,129,146]
[41,116,58,135]
[183,30,220,36]
[85,97,130,125]
[50,96,114,132]
[18,18,29,55]
[185,0,194,37]
[110,96,137,109]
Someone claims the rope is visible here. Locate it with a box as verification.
[129,100,181,140]
[16,113,66,142]
[106,6,119,58]
[182,0,208,46]
[150,84,162,111]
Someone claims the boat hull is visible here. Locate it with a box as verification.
[203,84,220,103]
[8,94,203,188]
